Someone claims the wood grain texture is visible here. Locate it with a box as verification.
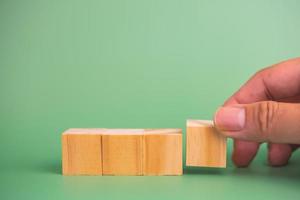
[186,120,227,168]
[102,135,144,175]
[62,134,102,175]
[144,134,182,175]
[62,128,182,175]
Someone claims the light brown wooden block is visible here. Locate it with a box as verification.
[62,129,104,175]
[144,131,182,175]
[102,132,144,175]
[186,120,227,168]
[62,128,183,176]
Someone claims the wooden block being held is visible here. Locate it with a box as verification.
[62,129,103,175]
[186,120,227,168]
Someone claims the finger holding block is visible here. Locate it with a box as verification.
[186,120,227,168]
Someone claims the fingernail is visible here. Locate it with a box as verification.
[214,106,245,131]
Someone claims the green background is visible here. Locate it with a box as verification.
[1,0,300,199]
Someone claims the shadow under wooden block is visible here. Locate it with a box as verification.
[62,129,103,175]
[186,120,227,168]
[144,132,182,175]
[102,132,144,176]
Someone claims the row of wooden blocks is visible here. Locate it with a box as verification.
[62,120,227,175]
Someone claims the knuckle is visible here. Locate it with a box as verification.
[253,67,269,79]
[255,101,279,140]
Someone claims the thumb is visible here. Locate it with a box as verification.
[214,101,300,144]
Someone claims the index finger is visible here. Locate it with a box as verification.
[225,57,300,105]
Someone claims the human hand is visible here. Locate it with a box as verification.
[214,57,300,167]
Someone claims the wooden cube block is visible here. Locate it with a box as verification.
[102,130,144,175]
[144,129,182,175]
[62,129,104,175]
[186,120,227,168]
[62,128,183,175]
